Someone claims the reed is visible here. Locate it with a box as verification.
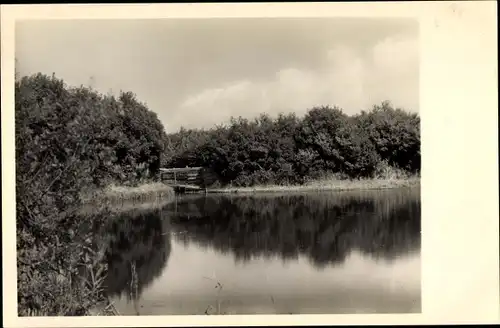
[80,182,175,214]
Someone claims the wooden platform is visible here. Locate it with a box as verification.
[160,167,217,193]
[171,184,203,193]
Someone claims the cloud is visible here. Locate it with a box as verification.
[173,35,418,130]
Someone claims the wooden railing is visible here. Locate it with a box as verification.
[159,167,218,191]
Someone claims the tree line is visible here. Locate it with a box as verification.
[165,102,420,187]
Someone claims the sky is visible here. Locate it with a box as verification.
[16,18,419,133]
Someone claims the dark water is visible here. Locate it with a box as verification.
[95,188,421,315]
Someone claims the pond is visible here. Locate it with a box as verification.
[97,187,421,315]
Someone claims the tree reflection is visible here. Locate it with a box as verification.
[97,208,171,301]
[167,189,420,268]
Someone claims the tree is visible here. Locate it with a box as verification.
[355,101,420,172]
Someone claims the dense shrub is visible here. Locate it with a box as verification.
[165,103,420,186]
[295,106,380,178]
[354,101,421,173]
[16,73,168,315]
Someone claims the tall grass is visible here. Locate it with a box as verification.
[81,182,175,203]
[204,160,419,194]
[79,182,175,215]
[18,181,174,316]
[17,208,118,316]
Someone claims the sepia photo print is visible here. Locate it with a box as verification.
[14,15,421,316]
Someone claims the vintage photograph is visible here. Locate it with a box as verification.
[15,17,421,316]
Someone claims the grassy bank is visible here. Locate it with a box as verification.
[207,176,420,194]
[80,182,175,212]
[82,182,175,201]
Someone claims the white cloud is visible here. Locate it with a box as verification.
[174,35,419,130]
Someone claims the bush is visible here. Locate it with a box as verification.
[355,101,420,173]
[16,73,168,315]
[164,104,418,186]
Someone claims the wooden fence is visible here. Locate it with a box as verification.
[159,167,218,192]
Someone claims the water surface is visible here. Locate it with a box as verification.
[97,188,421,315]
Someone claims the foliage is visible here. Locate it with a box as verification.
[165,103,420,187]
[354,101,421,173]
[15,71,420,315]
[16,73,167,315]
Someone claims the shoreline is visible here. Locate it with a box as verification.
[77,177,420,215]
[81,182,175,202]
[206,177,420,194]
[81,177,420,204]
[79,182,176,215]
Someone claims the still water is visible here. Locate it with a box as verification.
[98,187,420,315]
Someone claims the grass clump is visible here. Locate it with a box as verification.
[102,182,175,200]
[81,182,175,205]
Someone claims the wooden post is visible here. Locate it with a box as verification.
[175,195,177,215]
